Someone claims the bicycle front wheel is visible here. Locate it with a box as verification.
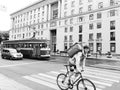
[56,73,69,90]
[77,78,96,90]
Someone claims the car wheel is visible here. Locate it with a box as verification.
[9,57,13,60]
[1,55,4,59]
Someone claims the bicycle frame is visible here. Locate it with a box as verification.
[57,65,96,90]
[64,65,83,86]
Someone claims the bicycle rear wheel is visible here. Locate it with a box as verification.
[77,78,96,90]
[56,73,69,90]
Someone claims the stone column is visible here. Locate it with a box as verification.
[48,4,51,20]
[58,0,61,18]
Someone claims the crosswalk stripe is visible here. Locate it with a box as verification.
[86,67,120,77]
[85,70,120,80]
[23,67,120,90]
[50,70,111,87]
[38,73,104,89]
[24,73,102,90]
[23,75,59,90]
[38,73,56,80]
[48,71,106,89]
[60,70,119,83]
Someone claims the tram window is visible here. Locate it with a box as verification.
[29,43,33,48]
[24,44,27,48]
[42,43,47,48]
[39,44,42,48]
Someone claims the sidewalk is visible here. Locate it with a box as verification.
[87,54,120,61]
[51,53,120,71]
[0,74,33,90]
[51,52,120,61]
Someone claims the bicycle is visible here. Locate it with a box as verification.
[56,64,96,90]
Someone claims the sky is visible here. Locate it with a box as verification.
[0,0,38,31]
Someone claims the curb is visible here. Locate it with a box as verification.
[89,65,120,71]
[87,57,120,61]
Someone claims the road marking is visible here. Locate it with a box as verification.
[61,69,119,83]
[24,73,102,90]
[23,75,59,90]
[23,67,120,90]
[86,67,120,77]
[0,61,41,68]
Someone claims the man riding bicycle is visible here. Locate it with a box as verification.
[67,43,89,82]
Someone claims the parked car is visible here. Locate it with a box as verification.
[1,48,23,60]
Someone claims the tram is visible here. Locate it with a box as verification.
[1,38,51,59]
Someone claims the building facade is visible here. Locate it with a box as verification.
[10,0,120,54]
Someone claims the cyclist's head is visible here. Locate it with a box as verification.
[83,45,89,49]
[83,45,89,53]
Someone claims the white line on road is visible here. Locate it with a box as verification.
[0,61,41,68]
[23,75,59,90]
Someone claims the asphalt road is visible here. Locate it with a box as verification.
[0,56,120,90]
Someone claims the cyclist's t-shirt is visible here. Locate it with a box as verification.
[69,51,86,72]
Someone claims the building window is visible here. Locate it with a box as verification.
[110,43,116,52]
[89,43,93,52]
[89,23,94,30]
[98,2,103,9]
[88,5,92,11]
[65,27,68,32]
[79,25,82,33]
[69,43,73,48]
[110,20,115,30]
[96,43,102,52]
[97,12,102,19]
[69,35,73,41]
[88,0,92,2]
[65,20,68,25]
[71,1,75,7]
[89,33,93,41]
[64,36,67,42]
[70,27,73,32]
[110,32,115,41]
[78,17,83,22]
[89,14,94,20]
[53,9,58,19]
[110,10,116,16]
[79,34,82,42]
[64,4,67,9]
[97,22,102,29]
[97,33,102,40]
[38,25,40,29]
[79,0,82,4]
[64,43,67,50]
[79,7,83,14]
[41,31,43,35]
[64,12,67,17]
[65,0,67,2]
[71,9,75,15]
[110,0,115,6]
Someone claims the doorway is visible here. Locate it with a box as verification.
[50,29,56,52]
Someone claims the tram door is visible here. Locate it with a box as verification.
[33,44,40,58]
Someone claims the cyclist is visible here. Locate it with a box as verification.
[67,43,89,82]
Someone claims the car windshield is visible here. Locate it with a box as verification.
[10,49,17,53]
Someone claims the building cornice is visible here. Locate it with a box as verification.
[10,0,58,16]
[10,0,45,16]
